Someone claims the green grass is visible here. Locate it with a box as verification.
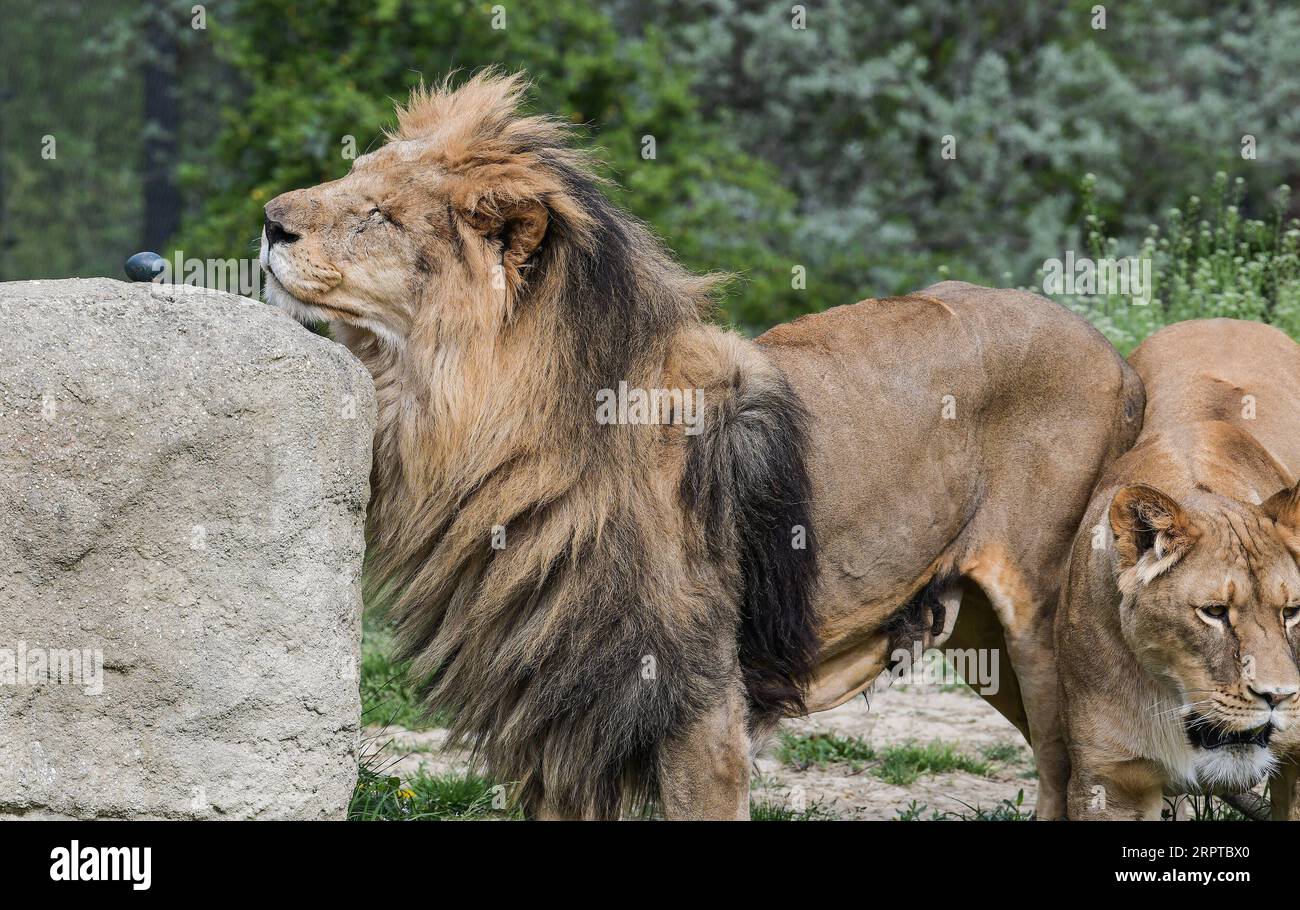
[360,611,440,730]
[874,741,991,786]
[775,731,877,770]
[776,732,1002,787]
[349,764,520,820]
[895,789,1033,821]
[979,741,1026,764]
[1161,795,1251,822]
[350,767,844,820]
[750,797,840,821]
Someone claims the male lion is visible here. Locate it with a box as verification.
[1057,318,1300,820]
[261,71,1140,819]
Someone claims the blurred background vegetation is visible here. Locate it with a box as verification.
[4,0,1300,347]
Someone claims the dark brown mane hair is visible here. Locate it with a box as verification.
[358,71,819,818]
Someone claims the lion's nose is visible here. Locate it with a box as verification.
[264,212,300,248]
[1249,683,1299,708]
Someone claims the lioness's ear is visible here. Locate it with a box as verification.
[1262,480,1300,529]
[1262,481,1300,556]
[1109,484,1197,576]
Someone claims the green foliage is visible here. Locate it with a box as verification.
[349,764,518,820]
[13,2,1300,334]
[895,789,1033,821]
[1161,794,1251,822]
[750,796,840,821]
[0,0,229,280]
[0,0,142,279]
[629,0,1300,309]
[776,732,997,786]
[360,611,437,730]
[873,740,991,786]
[775,731,877,769]
[173,0,801,328]
[1059,172,1300,353]
[979,741,1026,764]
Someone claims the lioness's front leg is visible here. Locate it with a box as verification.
[1269,760,1300,820]
[657,682,751,820]
[1067,756,1164,820]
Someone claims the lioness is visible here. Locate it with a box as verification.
[1058,318,1300,819]
[261,71,1140,818]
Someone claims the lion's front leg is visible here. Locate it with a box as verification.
[534,800,581,821]
[657,682,752,820]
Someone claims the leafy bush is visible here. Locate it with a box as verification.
[1056,172,1300,353]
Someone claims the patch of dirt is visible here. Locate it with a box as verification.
[362,682,1036,820]
[754,684,1036,820]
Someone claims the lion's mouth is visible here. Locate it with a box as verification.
[1185,716,1274,750]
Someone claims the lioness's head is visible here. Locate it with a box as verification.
[1110,481,1300,785]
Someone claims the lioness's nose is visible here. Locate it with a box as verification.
[1249,683,1299,707]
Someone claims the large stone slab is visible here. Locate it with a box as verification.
[0,278,375,819]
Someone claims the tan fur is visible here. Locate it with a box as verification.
[1057,319,1300,819]
[759,283,1144,818]
[261,72,1142,819]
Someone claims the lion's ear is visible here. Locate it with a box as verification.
[1262,480,1300,530]
[1109,484,1197,574]
[459,194,549,278]
[497,199,548,271]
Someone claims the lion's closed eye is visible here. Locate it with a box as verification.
[354,207,388,235]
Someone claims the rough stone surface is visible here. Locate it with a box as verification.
[0,278,375,819]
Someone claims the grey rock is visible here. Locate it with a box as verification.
[0,279,375,819]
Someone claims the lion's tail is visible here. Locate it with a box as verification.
[684,356,820,722]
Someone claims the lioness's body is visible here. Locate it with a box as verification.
[762,282,1143,817]
[1057,319,1300,819]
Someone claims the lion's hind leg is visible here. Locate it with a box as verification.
[944,581,1031,743]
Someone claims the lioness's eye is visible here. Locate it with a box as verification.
[1198,604,1228,622]
[1284,605,1300,624]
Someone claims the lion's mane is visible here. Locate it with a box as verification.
[357,73,819,818]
